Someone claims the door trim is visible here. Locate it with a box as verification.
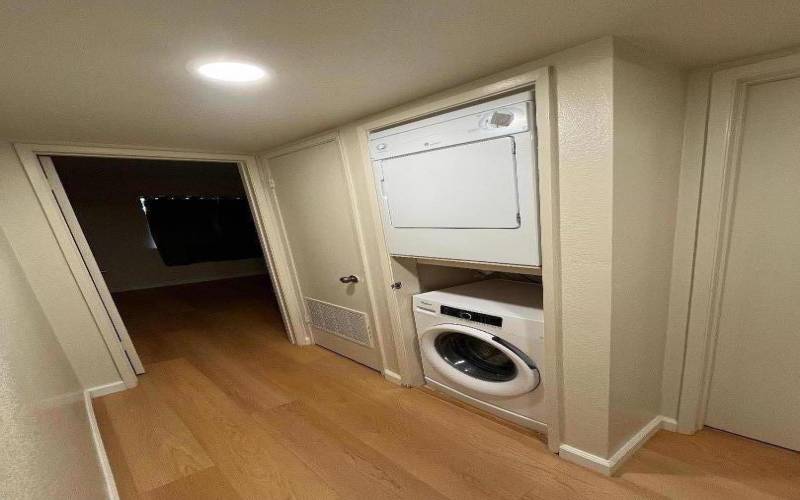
[39,155,145,374]
[14,143,303,388]
[677,51,800,433]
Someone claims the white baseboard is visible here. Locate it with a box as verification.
[660,416,678,432]
[84,390,120,500]
[383,369,402,386]
[559,415,671,476]
[558,443,614,475]
[87,381,128,398]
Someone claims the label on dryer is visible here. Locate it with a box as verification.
[368,92,532,160]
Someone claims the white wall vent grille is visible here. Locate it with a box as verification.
[305,297,372,347]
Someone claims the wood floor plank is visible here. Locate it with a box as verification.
[619,447,784,500]
[639,428,800,498]
[92,398,143,500]
[144,357,340,499]
[232,347,544,499]
[99,376,214,492]
[229,333,570,499]
[253,400,449,499]
[143,467,240,500]
[519,464,657,500]
[166,327,293,413]
[96,277,800,500]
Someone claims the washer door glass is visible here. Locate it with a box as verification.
[434,331,517,382]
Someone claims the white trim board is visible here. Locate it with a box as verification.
[559,415,668,476]
[383,369,403,386]
[88,381,127,399]
[660,417,678,433]
[85,388,121,500]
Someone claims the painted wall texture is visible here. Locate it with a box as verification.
[0,227,106,499]
[609,42,686,454]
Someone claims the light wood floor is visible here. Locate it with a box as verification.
[95,276,800,499]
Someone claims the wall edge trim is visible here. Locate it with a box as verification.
[87,381,128,399]
[383,369,403,386]
[84,388,121,500]
[660,416,679,432]
[559,415,668,475]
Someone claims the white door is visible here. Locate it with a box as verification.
[700,75,800,451]
[39,156,145,374]
[265,139,382,370]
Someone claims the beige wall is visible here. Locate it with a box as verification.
[0,227,107,499]
[609,42,686,453]
[547,39,616,458]
[0,143,121,389]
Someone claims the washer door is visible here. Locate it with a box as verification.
[420,324,540,397]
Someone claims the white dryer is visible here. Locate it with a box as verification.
[413,279,546,431]
[369,91,540,267]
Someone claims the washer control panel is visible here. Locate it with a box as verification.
[440,305,503,327]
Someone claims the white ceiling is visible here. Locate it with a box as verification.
[2,1,800,152]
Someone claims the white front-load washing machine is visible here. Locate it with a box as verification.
[413,279,546,432]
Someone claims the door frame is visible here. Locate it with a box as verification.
[258,132,392,371]
[38,155,146,375]
[676,51,800,433]
[14,143,305,388]
[351,66,564,452]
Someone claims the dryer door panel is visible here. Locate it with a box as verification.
[379,137,520,229]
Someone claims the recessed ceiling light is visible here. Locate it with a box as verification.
[194,61,267,83]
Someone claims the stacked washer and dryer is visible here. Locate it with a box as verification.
[368,91,547,431]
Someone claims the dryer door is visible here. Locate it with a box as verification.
[420,324,540,397]
[378,137,520,229]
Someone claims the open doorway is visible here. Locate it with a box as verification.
[45,155,288,374]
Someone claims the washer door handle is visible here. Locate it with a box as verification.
[491,336,537,369]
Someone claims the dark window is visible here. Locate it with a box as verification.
[141,196,261,266]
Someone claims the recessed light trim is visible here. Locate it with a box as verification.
[195,61,267,83]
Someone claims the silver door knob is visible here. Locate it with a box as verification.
[339,275,359,284]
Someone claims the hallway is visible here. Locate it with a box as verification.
[94,277,800,499]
